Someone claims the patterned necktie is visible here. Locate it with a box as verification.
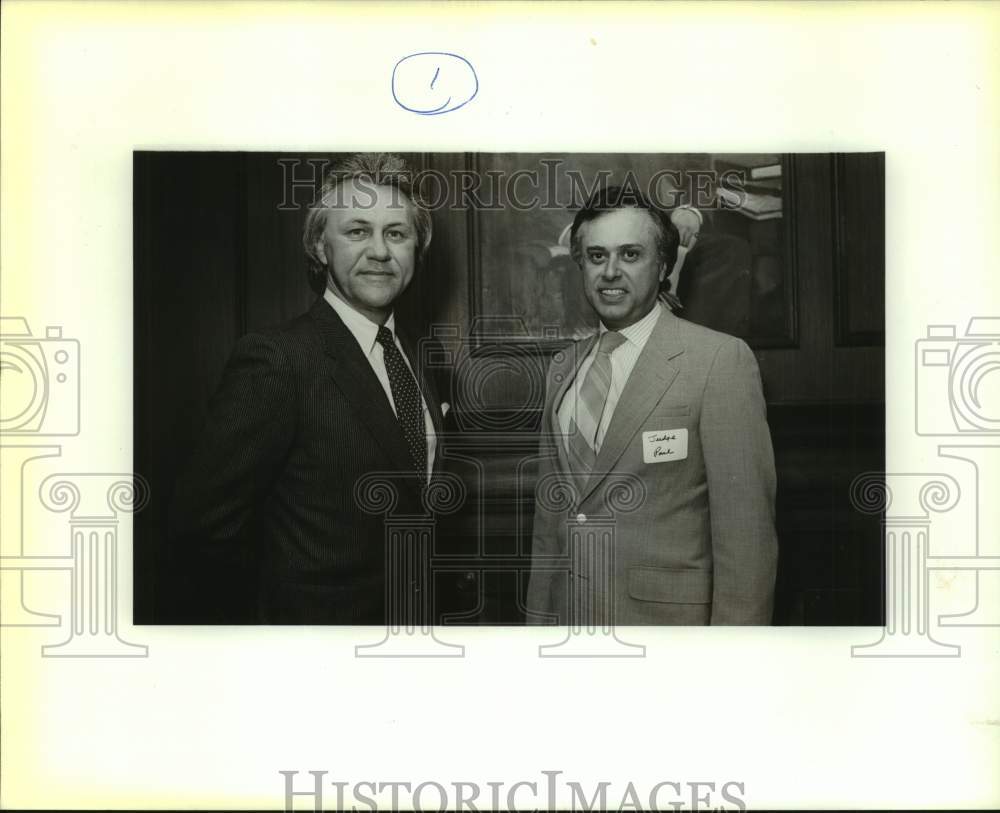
[566,330,627,477]
[375,326,427,478]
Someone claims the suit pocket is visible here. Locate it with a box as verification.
[648,404,691,418]
[628,566,711,604]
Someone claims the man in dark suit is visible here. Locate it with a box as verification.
[171,153,446,624]
[526,186,777,625]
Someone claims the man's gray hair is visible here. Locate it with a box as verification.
[302,153,433,293]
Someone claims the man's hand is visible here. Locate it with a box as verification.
[671,207,701,248]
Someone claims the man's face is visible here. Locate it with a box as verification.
[316,180,418,324]
[578,207,666,329]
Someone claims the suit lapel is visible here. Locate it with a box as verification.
[549,334,599,475]
[581,308,685,503]
[308,299,420,488]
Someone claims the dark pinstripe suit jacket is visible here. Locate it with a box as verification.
[170,297,446,624]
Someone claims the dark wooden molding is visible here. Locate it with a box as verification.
[832,153,886,347]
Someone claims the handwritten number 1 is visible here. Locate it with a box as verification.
[392,52,478,115]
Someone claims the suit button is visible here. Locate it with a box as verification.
[576,512,587,524]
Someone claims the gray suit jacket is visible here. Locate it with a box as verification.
[526,306,777,625]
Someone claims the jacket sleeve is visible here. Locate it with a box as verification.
[169,333,297,549]
[699,337,778,624]
[525,358,565,625]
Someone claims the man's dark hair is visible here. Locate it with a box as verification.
[569,185,680,290]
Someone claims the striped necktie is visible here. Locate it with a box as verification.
[375,326,427,478]
[565,330,626,477]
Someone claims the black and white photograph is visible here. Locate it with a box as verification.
[134,151,885,627]
[4,2,998,810]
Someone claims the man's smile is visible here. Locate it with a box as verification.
[598,287,628,301]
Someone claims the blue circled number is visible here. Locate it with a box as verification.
[392,52,478,115]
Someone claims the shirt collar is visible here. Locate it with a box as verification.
[323,288,395,356]
[598,300,663,349]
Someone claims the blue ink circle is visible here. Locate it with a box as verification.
[392,52,478,116]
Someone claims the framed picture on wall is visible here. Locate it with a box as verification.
[461,152,799,350]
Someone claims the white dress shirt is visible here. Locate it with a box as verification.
[557,302,663,452]
[324,289,437,476]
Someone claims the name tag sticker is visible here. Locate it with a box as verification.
[642,428,688,464]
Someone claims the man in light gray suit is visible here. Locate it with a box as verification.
[526,185,777,625]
